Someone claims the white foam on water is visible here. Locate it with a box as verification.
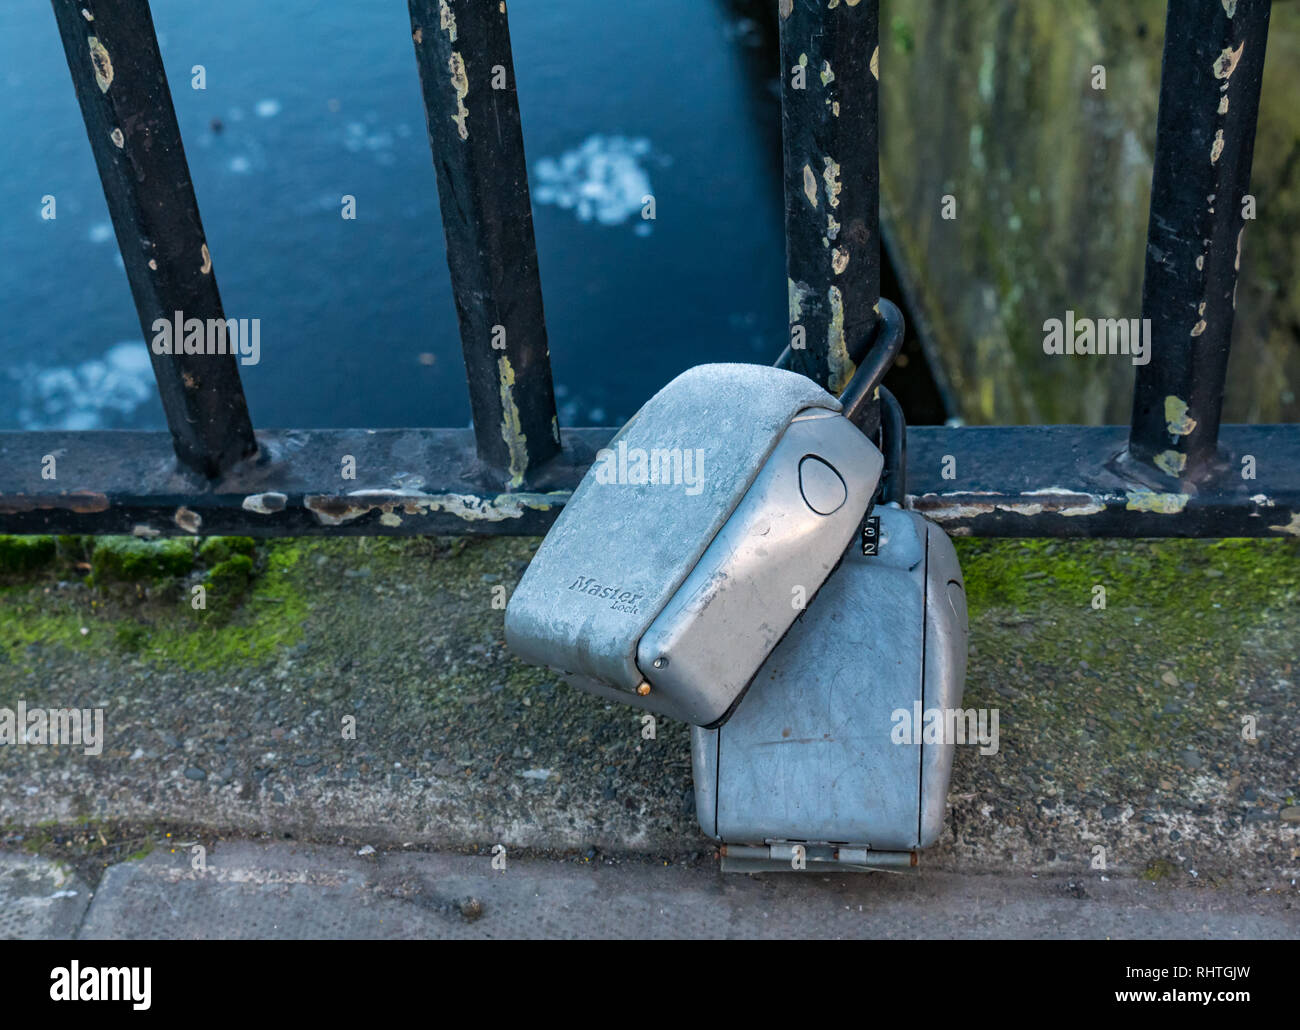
[10,342,155,431]
[342,121,395,161]
[533,135,658,230]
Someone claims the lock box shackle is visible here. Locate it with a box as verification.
[838,299,906,439]
[775,297,906,441]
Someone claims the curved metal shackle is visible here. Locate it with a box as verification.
[773,297,906,437]
[836,298,906,434]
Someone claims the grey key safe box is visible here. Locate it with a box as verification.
[505,362,884,727]
[691,507,969,870]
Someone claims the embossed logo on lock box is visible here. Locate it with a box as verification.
[567,575,644,615]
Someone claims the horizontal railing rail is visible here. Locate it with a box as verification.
[0,423,1296,538]
[1,0,1295,541]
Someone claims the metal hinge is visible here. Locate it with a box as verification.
[719,843,918,873]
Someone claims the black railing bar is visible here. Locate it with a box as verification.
[1128,0,1271,485]
[50,0,257,479]
[407,0,561,490]
[778,0,881,395]
[1,424,1296,539]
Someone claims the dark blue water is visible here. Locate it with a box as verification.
[0,0,785,432]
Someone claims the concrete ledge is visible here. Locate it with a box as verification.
[1,535,1298,889]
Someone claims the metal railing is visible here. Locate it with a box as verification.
[0,0,1295,540]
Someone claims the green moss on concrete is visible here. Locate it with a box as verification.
[955,537,1300,613]
[0,540,310,673]
[0,535,57,575]
[202,553,255,616]
[142,542,309,669]
[54,536,92,565]
[198,536,256,565]
[89,536,194,584]
[113,621,150,653]
[950,536,1300,779]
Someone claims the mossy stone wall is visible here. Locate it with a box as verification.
[880,0,1299,424]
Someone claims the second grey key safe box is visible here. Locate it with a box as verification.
[692,506,969,871]
[505,362,884,727]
